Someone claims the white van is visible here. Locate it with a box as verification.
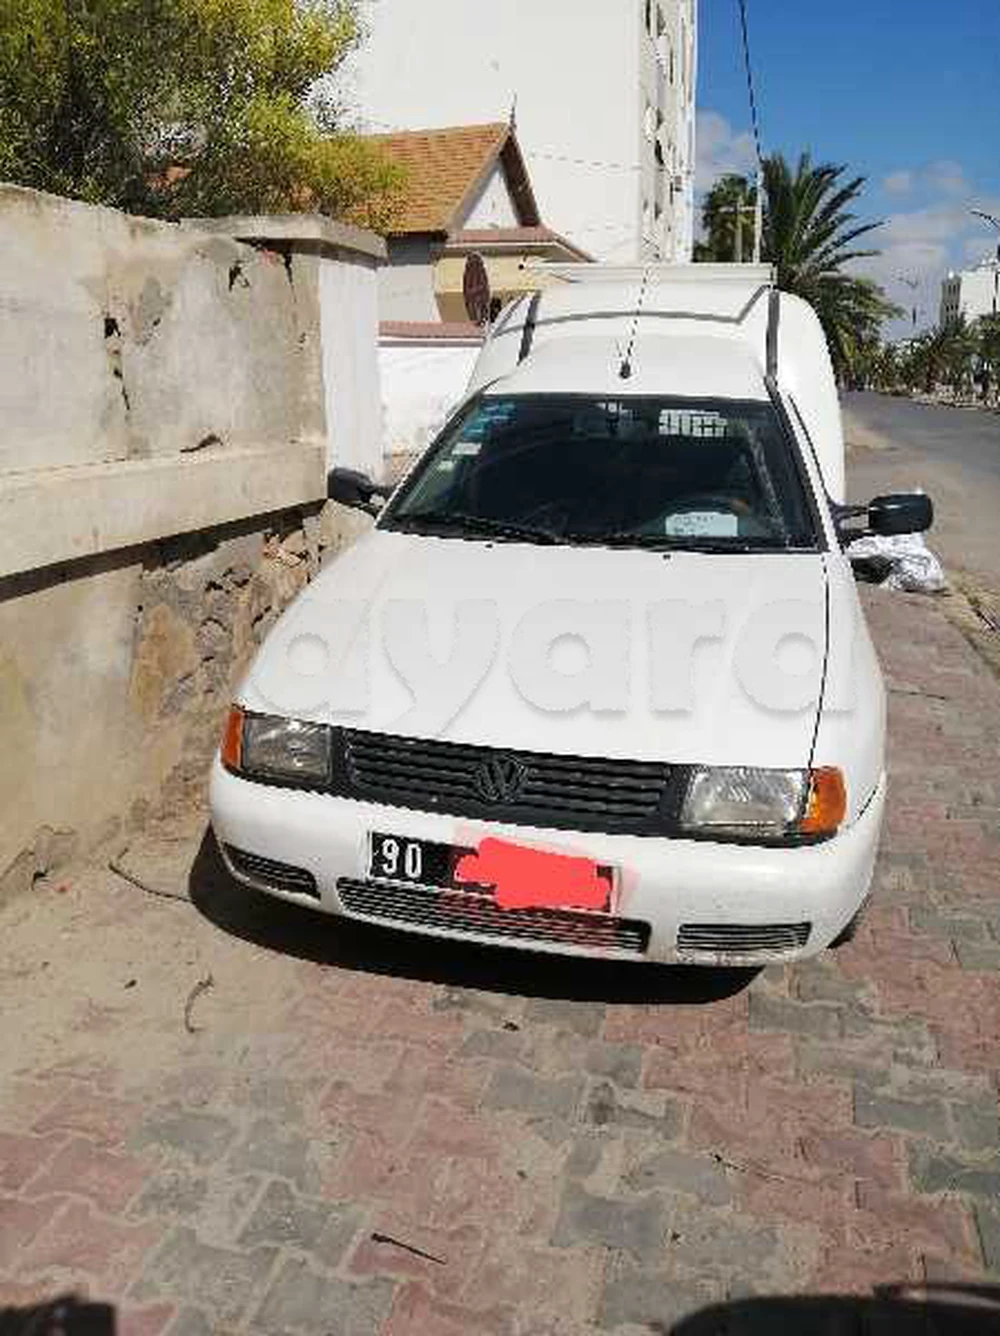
[210,266,932,966]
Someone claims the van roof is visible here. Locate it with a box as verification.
[485,332,769,402]
[517,263,773,323]
[477,267,776,394]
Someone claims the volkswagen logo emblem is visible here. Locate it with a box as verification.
[475,754,526,804]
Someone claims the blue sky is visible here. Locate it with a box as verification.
[696,0,1000,331]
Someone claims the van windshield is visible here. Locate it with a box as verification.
[382,395,818,552]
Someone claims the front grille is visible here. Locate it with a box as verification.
[337,878,651,955]
[677,922,811,956]
[225,846,319,899]
[342,731,675,835]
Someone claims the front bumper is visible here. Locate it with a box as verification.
[209,757,885,966]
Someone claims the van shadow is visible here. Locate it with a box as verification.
[188,828,758,1006]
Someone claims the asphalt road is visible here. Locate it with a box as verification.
[843,392,1000,591]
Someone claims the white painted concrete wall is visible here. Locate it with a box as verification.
[645,0,697,259]
[320,252,384,476]
[379,341,480,459]
[465,163,520,229]
[348,0,696,263]
[378,236,439,321]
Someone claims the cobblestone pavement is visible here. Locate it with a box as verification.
[2,588,999,1335]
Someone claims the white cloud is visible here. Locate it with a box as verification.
[881,160,970,201]
[881,203,970,247]
[695,110,756,194]
[923,159,969,196]
[883,170,913,195]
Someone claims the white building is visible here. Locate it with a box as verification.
[347,0,697,264]
[940,258,1000,324]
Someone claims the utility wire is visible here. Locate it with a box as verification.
[358,114,696,180]
[525,149,640,173]
[737,0,767,264]
[737,0,764,169]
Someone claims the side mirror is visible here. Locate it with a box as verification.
[327,467,387,516]
[868,492,933,537]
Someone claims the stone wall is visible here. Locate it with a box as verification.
[0,185,382,902]
[131,505,370,824]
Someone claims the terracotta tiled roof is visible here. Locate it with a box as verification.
[365,124,540,235]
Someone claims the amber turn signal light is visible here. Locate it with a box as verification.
[799,767,847,836]
[221,705,245,772]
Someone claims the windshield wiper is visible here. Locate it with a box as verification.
[655,536,790,553]
[562,531,790,553]
[388,510,561,545]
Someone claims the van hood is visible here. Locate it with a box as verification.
[242,530,829,769]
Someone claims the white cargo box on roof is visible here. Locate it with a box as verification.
[468,264,846,502]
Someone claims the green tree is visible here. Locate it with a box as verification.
[844,334,902,393]
[696,152,900,380]
[0,0,402,225]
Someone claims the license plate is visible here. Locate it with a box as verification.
[367,833,616,913]
[368,833,476,892]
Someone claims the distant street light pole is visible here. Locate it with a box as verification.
[726,183,758,263]
[897,274,920,330]
[970,209,1000,317]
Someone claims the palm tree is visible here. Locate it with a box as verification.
[942,316,979,398]
[696,152,900,380]
[901,318,979,398]
[845,334,902,393]
[901,329,945,395]
[762,153,900,379]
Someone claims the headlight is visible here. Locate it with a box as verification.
[680,766,846,841]
[221,706,331,784]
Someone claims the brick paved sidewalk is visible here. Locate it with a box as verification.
[1,588,999,1335]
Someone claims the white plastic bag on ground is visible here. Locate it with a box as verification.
[846,532,948,593]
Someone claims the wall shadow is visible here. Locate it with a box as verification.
[188,827,758,1006]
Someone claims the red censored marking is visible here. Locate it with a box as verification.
[454,837,612,912]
